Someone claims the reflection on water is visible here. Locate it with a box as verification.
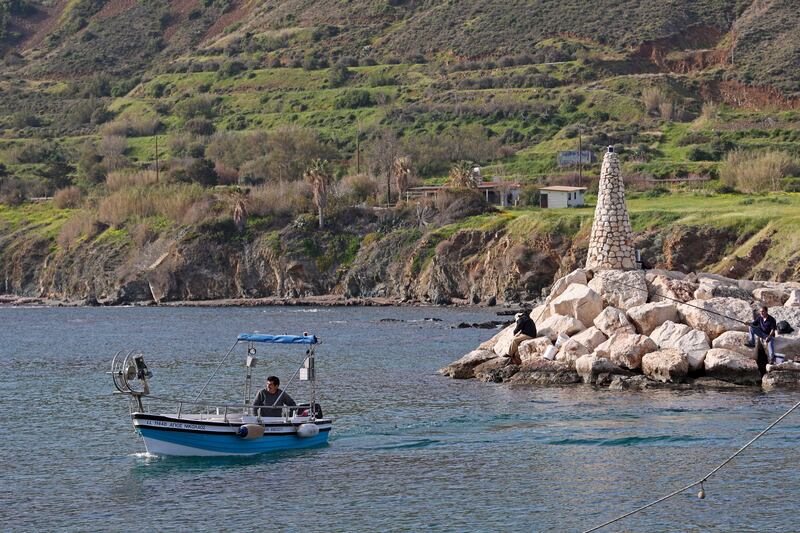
[1,305,798,532]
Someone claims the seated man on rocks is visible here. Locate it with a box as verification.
[745,306,777,363]
[508,312,537,364]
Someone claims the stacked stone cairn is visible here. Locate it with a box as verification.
[441,148,800,391]
[585,147,637,271]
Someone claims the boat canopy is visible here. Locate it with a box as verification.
[237,333,318,344]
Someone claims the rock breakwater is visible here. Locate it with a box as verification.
[441,267,800,391]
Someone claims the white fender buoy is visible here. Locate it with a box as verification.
[238,424,265,439]
[297,423,319,438]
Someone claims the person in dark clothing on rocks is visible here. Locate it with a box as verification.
[253,375,296,417]
[745,306,777,363]
[508,312,537,364]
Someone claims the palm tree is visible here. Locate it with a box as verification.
[447,161,478,189]
[304,159,330,229]
[233,196,247,233]
[392,156,413,200]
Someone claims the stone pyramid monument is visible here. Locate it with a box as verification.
[585,147,636,270]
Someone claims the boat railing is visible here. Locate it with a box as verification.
[128,394,322,422]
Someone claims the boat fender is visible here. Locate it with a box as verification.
[297,423,319,438]
[238,424,265,439]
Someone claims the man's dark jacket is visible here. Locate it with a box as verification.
[514,314,537,337]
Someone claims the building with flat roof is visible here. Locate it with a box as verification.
[406,181,521,207]
[537,186,587,208]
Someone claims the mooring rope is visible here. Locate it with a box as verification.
[581,398,800,532]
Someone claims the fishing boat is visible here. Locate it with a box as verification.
[110,333,332,457]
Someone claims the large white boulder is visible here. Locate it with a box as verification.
[548,269,589,302]
[595,333,658,370]
[588,269,648,310]
[775,332,800,358]
[550,283,603,326]
[593,306,636,337]
[785,290,800,308]
[769,307,800,328]
[626,301,679,336]
[648,275,697,304]
[677,298,751,340]
[575,353,624,384]
[572,326,608,352]
[537,314,586,342]
[479,326,508,351]
[753,288,789,307]
[650,321,692,349]
[439,349,497,379]
[492,324,518,356]
[529,304,552,323]
[518,338,553,364]
[641,348,689,383]
[704,348,761,385]
[556,338,590,367]
[645,269,687,281]
[673,329,711,371]
[711,331,754,359]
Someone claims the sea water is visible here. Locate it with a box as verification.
[1,306,798,532]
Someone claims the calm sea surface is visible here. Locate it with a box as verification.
[1,305,798,532]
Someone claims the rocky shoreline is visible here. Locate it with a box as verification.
[0,294,418,308]
[440,267,800,391]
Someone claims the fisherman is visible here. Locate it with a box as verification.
[253,375,296,417]
[745,306,777,363]
[508,311,537,364]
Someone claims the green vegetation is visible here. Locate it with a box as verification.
[2,0,800,282]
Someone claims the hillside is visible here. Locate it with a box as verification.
[1,1,800,303]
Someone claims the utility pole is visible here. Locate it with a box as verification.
[355,122,361,174]
[577,130,582,188]
[154,134,159,183]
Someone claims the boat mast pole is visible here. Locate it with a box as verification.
[194,340,240,403]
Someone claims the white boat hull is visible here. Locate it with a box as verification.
[133,413,332,456]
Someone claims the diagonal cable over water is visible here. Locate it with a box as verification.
[581,398,800,532]
[574,273,792,531]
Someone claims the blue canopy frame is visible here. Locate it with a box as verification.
[237,333,318,345]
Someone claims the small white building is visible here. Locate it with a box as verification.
[538,186,587,208]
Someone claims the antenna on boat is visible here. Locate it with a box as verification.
[244,346,258,414]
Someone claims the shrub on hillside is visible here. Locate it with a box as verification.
[328,63,352,88]
[175,95,218,120]
[97,184,208,227]
[334,90,374,109]
[57,211,101,250]
[185,118,215,136]
[642,87,666,115]
[106,170,158,191]
[0,176,29,205]
[247,181,312,218]
[433,189,494,225]
[53,186,83,208]
[720,149,800,193]
[336,174,378,204]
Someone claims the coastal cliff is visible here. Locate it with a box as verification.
[3,195,798,305]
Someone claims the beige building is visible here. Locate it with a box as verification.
[538,186,587,208]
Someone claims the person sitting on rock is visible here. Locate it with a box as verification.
[745,306,777,363]
[508,312,537,364]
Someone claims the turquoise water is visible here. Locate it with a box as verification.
[1,306,798,532]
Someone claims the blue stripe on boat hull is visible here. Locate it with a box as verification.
[138,427,330,456]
